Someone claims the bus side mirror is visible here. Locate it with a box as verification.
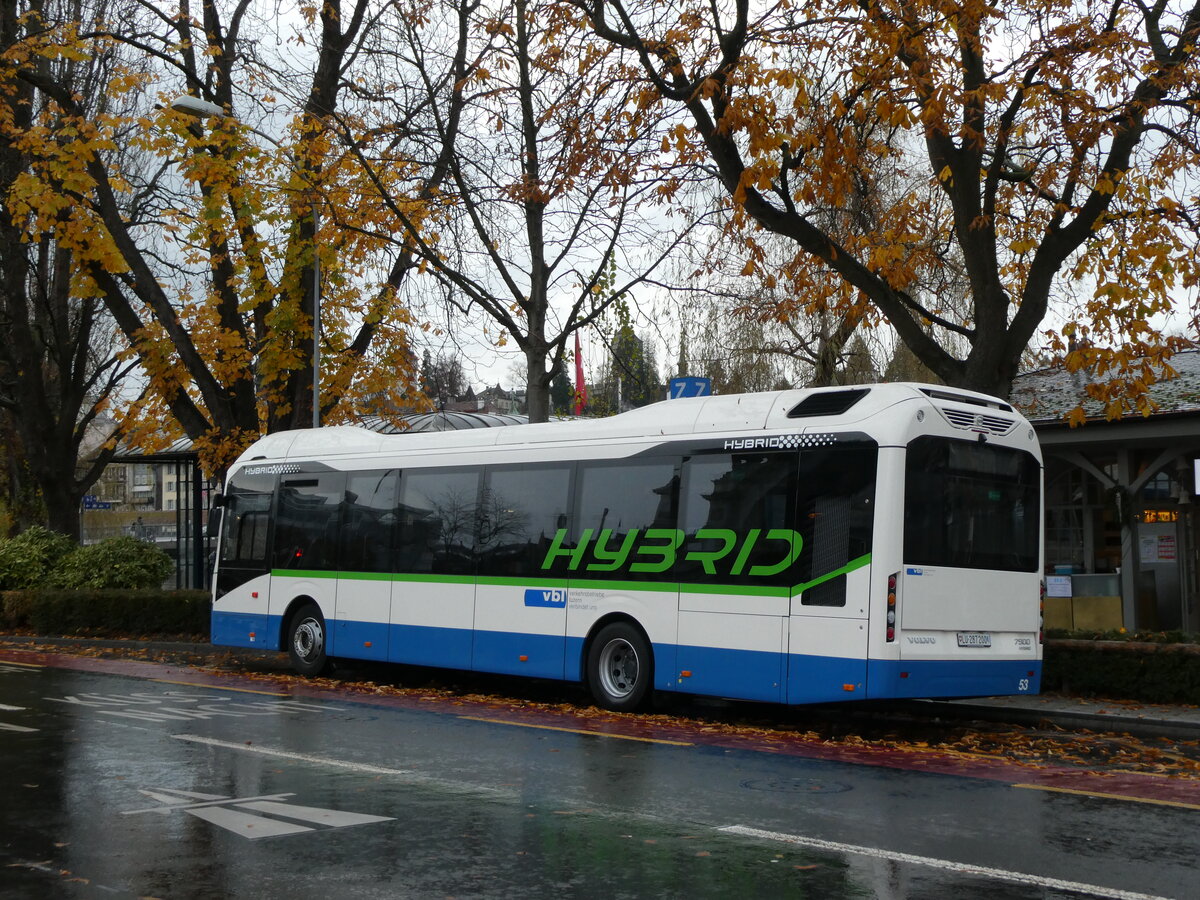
[206,506,223,539]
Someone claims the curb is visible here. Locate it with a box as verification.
[0,634,276,659]
[908,698,1200,742]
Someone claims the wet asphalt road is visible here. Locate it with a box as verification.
[0,653,1197,899]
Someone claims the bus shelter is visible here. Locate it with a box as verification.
[101,414,530,591]
[1013,354,1200,633]
[109,439,213,590]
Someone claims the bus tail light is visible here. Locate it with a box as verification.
[886,572,898,642]
[1038,579,1045,644]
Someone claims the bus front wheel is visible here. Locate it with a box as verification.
[587,622,652,712]
[287,603,328,676]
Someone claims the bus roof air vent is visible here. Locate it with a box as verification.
[938,407,1017,435]
[787,388,870,418]
[919,387,1013,413]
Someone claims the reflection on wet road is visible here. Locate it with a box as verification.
[1,649,1195,899]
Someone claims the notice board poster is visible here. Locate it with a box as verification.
[1045,576,1072,598]
[1140,536,1157,564]
[1140,534,1178,563]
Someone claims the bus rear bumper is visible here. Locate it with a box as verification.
[866,658,1041,700]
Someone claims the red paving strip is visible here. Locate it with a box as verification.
[6,646,1200,808]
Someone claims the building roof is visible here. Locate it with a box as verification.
[1011,350,1200,424]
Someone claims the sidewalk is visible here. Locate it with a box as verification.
[917,694,1200,741]
[4,634,1199,739]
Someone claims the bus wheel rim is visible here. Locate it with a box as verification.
[598,638,639,698]
[294,617,324,661]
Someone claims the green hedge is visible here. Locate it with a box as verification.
[0,526,76,589]
[1,589,210,638]
[1045,628,1199,645]
[0,528,173,591]
[51,536,174,590]
[1043,639,1200,704]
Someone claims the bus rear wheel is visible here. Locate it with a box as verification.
[587,622,652,712]
[287,603,328,676]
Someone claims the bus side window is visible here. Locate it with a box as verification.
[477,465,572,577]
[274,473,346,571]
[340,470,399,574]
[679,453,798,586]
[572,460,680,581]
[396,469,480,576]
[222,501,270,565]
[797,443,878,607]
[219,469,275,569]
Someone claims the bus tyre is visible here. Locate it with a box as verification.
[287,603,328,676]
[587,623,652,712]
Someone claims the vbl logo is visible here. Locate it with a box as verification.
[524,588,568,608]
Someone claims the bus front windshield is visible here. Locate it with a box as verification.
[903,436,1040,572]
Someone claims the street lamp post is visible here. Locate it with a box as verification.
[169,96,322,428]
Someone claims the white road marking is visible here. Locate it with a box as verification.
[0,703,26,710]
[172,734,415,776]
[718,825,1170,900]
[0,722,36,733]
[187,805,313,839]
[236,800,392,829]
[46,691,333,723]
[128,788,230,809]
[123,786,393,840]
[170,734,516,802]
[171,734,1174,897]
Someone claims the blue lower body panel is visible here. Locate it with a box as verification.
[566,637,586,683]
[787,653,868,704]
[676,644,785,703]
[387,623,473,670]
[211,611,281,651]
[331,619,390,661]
[867,658,1042,699]
[214,609,1042,706]
[471,630,565,679]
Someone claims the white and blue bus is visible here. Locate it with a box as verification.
[210,383,1044,711]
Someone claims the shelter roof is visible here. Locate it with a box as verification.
[1011,350,1200,425]
[111,412,530,461]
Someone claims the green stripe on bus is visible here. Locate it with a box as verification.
[791,554,871,595]
[681,583,792,598]
[272,554,871,598]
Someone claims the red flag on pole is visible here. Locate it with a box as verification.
[574,331,587,416]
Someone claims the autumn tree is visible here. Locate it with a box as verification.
[550,372,573,414]
[576,0,1200,415]
[348,0,700,422]
[1,0,428,477]
[419,350,468,409]
[592,321,662,411]
[675,228,887,389]
[0,0,137,537]
[680,306,794,393]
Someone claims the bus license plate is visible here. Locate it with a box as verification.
[957,632,991,648]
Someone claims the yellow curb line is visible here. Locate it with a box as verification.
[459,715,693,746]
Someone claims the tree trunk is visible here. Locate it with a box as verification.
[41,476,82,541]
[525,349,551,423]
